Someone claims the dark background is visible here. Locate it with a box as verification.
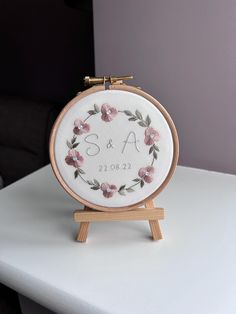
[0,0,94,312]
[0,0,94,102]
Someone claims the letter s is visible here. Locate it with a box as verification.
[84,133,100,156]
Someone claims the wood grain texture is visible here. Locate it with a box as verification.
[76,206,90,242]
[74,208,164,222]
[149,220,162,240]
[145,200,162,240]
[75,202,164,242]
[76,222,89,242]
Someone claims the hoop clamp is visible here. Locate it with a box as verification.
[84,75,133,86]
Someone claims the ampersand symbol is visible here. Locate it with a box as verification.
[106,139,114,149]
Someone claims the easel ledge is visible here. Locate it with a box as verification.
[74,200,164,242]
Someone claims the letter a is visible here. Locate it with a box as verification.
[122,131,140,154]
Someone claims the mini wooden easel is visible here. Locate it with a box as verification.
[73,200,164,242]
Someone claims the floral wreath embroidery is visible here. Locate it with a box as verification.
[65,103,160,198]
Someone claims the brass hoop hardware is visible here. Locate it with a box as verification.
[84,75,133,86]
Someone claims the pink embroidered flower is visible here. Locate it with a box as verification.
[138,166,155,183]
[101,104,118,122]
[101,183,117,198]
[73,119,90,135]
[144,127,160,145]
[65,149,84,168]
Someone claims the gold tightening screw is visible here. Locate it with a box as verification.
[84,75,133,86]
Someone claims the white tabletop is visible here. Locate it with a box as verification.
[0,165,235,314]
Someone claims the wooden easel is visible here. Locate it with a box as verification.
[74,199,164,242]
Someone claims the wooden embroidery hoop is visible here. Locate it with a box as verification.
[49,76,179,242]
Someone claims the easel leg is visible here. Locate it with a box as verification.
[76,222,89,242]
[76,206,90,242]
[145,200,162,240]
[148,220,162,240]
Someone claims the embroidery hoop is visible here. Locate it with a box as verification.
[49,83,179,213]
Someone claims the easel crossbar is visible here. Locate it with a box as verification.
[74,208,164,222]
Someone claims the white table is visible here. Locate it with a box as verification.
[0,165,235,314]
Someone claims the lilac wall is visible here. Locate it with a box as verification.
[93,0,236,174]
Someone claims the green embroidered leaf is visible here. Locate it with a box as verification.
[126,187,134,192]
[138,121,147,127]
[71,137,76,144]
[135,110,143,120]
[128,117,137,121]
[93,179,100,186]
[133,178,140,182]
[72,143,79,148]
[153,150,158,159]
[149,146,154,154]
[88,110,96,115]
[67,140,72,149]
[94,104,100,113]
[124,110,132,116]
[146,115,151,126]
[91,186,100,190]
[153,144,159,151]
[118,185,126,192]
[140,180,144,188]
[74,169,79,179]
[78,168,85,174]
[87,180,94,185]
[118,190,126,196]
